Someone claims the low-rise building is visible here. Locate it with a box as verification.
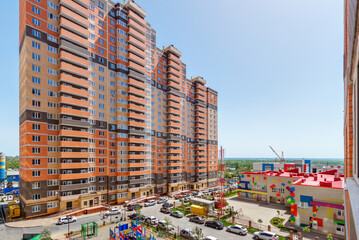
[237,169,344,236]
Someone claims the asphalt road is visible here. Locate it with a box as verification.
[140,200,255,240]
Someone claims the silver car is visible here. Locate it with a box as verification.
[227,225,248,235]
[170,211,184,218]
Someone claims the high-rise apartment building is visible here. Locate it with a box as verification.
[19,0,218,218]
[344,0,359,239]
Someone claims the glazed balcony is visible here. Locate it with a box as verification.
[128,146,148,151]
[60,182,91,191]
[60,107,90,117]
[60,50,89,68]
[60,152,90,158]
[60,141,89,148]
[60,119,90,128]
[60,96,89,107]
[60,162,90,169]
[60,85,89,98]
[60,73,89,88]
[60,129,89,138]
[168,80,181,90]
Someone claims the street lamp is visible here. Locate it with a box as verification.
[67,215,70,239]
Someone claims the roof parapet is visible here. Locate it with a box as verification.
[192,76,207,85]
[126,0,146,18]
[164,45,182,58]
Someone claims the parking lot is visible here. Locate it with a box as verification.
[140,199,255,240]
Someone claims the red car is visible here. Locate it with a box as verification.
[174,195,183,199]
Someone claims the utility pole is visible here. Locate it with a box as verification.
[67,215,70,239]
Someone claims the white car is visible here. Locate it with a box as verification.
[179,229,198,240]
[203,237,218,240]
[105,209,121,215]
[57,216,77,225]
[144,200,156,207]
[145,216,158,225]
[254,231,279,240]
[227,224,248,235]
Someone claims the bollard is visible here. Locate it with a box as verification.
[232,216,235,225]
[290,230,293,240]
[298,232,302,240]
[217,211,220,220]
[249,220,252,228]
[268,225,271,231]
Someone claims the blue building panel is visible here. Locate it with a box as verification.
[300,195,313,207]
[262,163,274,171]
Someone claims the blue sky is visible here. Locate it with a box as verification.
[0,0,344,158]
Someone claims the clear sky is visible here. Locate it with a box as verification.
[0,0,344,158]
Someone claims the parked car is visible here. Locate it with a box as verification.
[183,193,190,197]
[174,195,183,199]
[183,197,190,203]
[179,229,198,240]
[105,209,121,215]
[203,237,218,240]
[128,213,145,220]
[189,216,205,224]
[144,200,156,207]
[205,220,224,230]
[162,202,173,208]
[254,231,279,240]
[192,191,198,196]
[158,220,174,231]
[157,198,167,204]
[145,216,158,225]
[57,216,77,225]
[160,207,172,214]
[127,203,142,211]
[170,211,184,218]
[208,189,214,192]
[227,225,248,235]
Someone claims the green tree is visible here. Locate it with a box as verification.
[192,226,203,240]
[327,234,333,240]
[41,229,51,240]
[135,206,141,216]
[302,226,311,233]
[257,219,263,229]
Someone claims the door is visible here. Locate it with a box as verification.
[66,201,72,210]
[89,200,93,207]
[312,220,318,230]
[132,193,135,199]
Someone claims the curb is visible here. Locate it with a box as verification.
[4,222,44,228]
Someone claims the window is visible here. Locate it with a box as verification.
[47,45,57,53]
[99,29,104,36]
[32,18,41,27]
[32,41,41,49]
[32,205,41,213]
[32,112,40,119]
[99,168,105,173]
[32,147,41,154]
[32,100,40,107]
[32,53,41,61]
[32,171,40,177]
[32,29,41,38]
[48,1,58,10]
[48,57,57,64]
[32,136,41,142]
[47,23,58,32]
[32,124,40,130]
[47,68,57,75]
[47,201,58,209]
[32,182,40,189]
[98,10,104,18]
[32,65,41,73]
[47,190,58,197]
[48,12,57,21]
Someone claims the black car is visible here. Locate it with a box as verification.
[157,198,167,204]
[183,197,190,203]
[183,193,190,197]
[127,203,142,211]
[162,202,173,208]
[205,220,224,230]
[189,216,205,224]
[128,213,145,220]
[192,192,198,196]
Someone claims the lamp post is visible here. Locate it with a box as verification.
[67,215,70,239]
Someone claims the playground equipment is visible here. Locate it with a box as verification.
[81,221,98,240]
[109,218,157,240]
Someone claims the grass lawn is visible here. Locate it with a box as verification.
[225,191,237,198]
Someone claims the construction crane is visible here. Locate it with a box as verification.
[269,146,285,162]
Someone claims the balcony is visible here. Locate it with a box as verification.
[168,81,181,90]
[196,123,206,129]
[167,122,181,128]
[196,106,206,113]
[60,152,90,158]
[128,61,145,74]
[128,170,151,176]
[196,129,207,134]
[128,112,146,120]
[168,129,181,134]
[168,94,181,103]
[60,172,91,180]
[168,149,181,154]
[128,27,146,43]
[168,142,181,147]
[128,138,150,144]
[128,120,146,128]
[60,50,89,68]
[128,162,148,168]
[168,156,181,160]
[196,95,206,102]
[128,19,145,34]
[59,7,88,29]
[196,146,206,151]
[60,62,89,78]
[128,78,146,89]
[60,182,90,191]
[128,95,146,105]
[60,118,90,128]
[168,74,181,84]
[60,162,90,169]
[168,115,181,122]
[60,141,89,148]
[168,67,180,78]
[60,73,89,88]
[128,146,148,151]
[168,108,181,116]
[168,169,182,174]
[60,107,90,117]
[168,60,181,71]
[128,104,146,113]
[60,96,89,108]
[128,86,146,96]
[168,162,181,167]
[60,17,88,38]
[59,28,88,49]
[196,83,206,91]
[196,112,206,119]
[128,53,146,67]
[60,129,89,138]
[167,101,181,109]
[59,0,89,18]
[128,154,149,160]
[128,10,146,26]
[167,53,181,63]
